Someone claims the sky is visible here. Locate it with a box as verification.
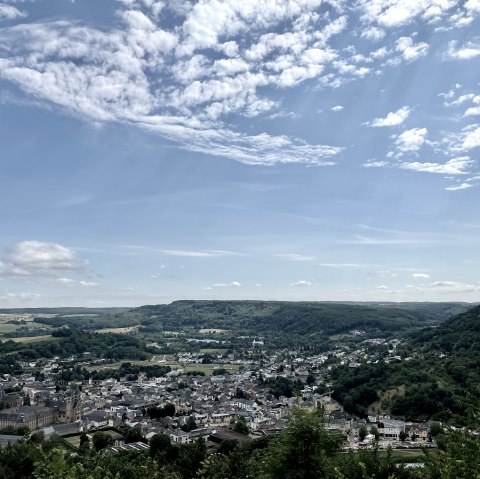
[0,0,480,307]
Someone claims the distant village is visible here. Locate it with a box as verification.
[0,334,438,452]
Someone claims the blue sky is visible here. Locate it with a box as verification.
[1,0,480,307]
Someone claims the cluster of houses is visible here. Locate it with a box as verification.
[0,339,436,451]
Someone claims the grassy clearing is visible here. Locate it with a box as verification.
[180,363,240,375]
[370,385,406,413]
[96,326,138,334]
[64,436,81,449]
[85,359,154,371]
[0,324,21,334]
[200,348,228,354]
[11,335,57,344]
[84,358,240,376]
[378,448,426,459]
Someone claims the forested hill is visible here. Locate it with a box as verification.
[411,303,480,353]
[128,300,470,336]
[331,303,480,422]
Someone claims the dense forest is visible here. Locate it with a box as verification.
[130,300,469,336]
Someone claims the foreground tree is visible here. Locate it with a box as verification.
[263,405,343,479]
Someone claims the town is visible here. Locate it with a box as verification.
[0,331,438,455]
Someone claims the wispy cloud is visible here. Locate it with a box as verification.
[212,281,241,288]
[399,156,473,175]
[274,253,316,262]
[159,249,234,258]
[345,235,433,245]
[291,280,312,287]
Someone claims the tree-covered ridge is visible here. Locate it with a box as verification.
[331,304,480,423]
[412,303,480,353]
[130,300,470,336]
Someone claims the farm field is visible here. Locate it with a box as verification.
[11,335,57,344]
[96,326,138,334]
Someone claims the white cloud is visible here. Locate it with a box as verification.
[399,156,472,175]
[394,127,428,155]
[367,106,411,127]
[318,263,366,268]
[0,7,346,167]
[362,160,389,168]
[462,126,480,149]
[157,249,240,257]
[361,26,385,41]
[0,4,26,20]
[57,277,98,287]
[291,280,312,287]
[447,40,480,60]
[358,0,457,28]
[427,281,479,292]
[0,240,86,276]
[464,106,480,117]
[395,37,429,62]
[331,105,344,112]
[0,291,41,303]
[274,253,316,261]
[445,182,475,191]
[412,273,430,279]
[213,281,242,288]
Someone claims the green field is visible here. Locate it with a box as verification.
[96,326,138,334]
[200,348,228,354]
[378,448,427,459]
[85,358,240,376]
[11,335,57,344]
[85,359,157,371]
[180,363,240,375]
[64,436,81,449]
[0,324,21,334]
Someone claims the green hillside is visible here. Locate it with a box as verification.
[331,304,480,422]
[130,300,469,337]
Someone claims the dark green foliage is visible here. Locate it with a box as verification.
[0,439,44,479]
[181,416,197,432]
[147,402,175,419]
[123,427,145,444]
[262,405,343,479]
[233,416,249,435]
[92,431,113,451]
[149,433,172,458]
[265,376,304,398]
[0,425,29,436]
